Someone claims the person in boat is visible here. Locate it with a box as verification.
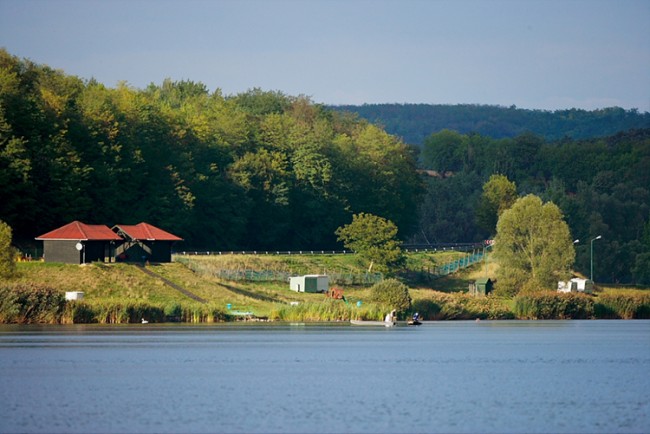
[385,309,397,324]
[409,312,422,325]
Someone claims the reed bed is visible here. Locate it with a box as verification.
[268,299,386,322]
[514,292,595,319]
[593,293,650,319]
[0,283,65,324]
[513,291,650,320]
[411,291,514,320]
[62,300,229,324]
[0,281,229,324]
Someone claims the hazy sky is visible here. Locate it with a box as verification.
[1,0,648,111]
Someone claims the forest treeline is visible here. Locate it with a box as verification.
[416,128,650,285]
[0,49,421,252]
[331,103,650,145]
[1,49,649,284]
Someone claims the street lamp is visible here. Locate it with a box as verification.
[590,235,602,281]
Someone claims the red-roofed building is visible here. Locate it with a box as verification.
[35,221,123,264]
[112,222,183,263]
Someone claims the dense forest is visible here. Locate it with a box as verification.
[331,103,650,145]
[1,49,649,284]
[0,50,421,252]
[415,128,650,284]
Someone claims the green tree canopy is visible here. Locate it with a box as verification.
[0,50,423,250]
[0,220,16,279]
[493,194,575,295]
[335,213,404,273]
[369,278,412,314]
[475,174,518,235]
[422,129,466,173]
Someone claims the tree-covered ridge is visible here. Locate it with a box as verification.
[417,128,650,284]
[2,49,649,285]
[330,103,650,145]
[0,49,422,250]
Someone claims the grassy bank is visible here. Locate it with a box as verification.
[2,253,648,323]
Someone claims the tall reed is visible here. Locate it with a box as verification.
[269,299,384,322]
[513,292,594,319]
[60,300,228,324]
[412,292,514,320]
[0,283,65,324]
[593,293,650,319]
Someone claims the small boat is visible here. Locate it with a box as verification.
[407,320,422,326]
[350,320,397,327]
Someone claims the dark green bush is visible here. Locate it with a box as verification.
[164,303,183,321]
[369,278,412,313]
[62,301,96,324]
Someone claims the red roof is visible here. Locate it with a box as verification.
[36,221,123,241]
[113,222,183,241]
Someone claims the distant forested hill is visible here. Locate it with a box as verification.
[330,104,650,145]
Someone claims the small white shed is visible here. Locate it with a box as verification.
[289,275,329,293]
[65,291,85,300]
[558,278,594,294]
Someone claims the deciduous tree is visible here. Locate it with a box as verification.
[476,174,518,235]
[0,220,16,279]
[335,213,404,273]
[494,194,575,295]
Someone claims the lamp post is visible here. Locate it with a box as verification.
[590,235,602,281]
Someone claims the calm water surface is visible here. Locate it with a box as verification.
[0,320,648,434]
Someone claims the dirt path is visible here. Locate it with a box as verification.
[135,264,207,303]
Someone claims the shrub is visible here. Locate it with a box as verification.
[594,293,650,319]
[369,278,412,313]
[164,303,183,321]
[0,283,66,323]
[514,292,594,319]
[62,300,227,324]
[413,292,513,320]
[62,301,96,324]
[0,285,20,322]
[269,298,386,322]
[0,220,17,279]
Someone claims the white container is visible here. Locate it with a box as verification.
[289,275,329,293]
[65,291,84,301]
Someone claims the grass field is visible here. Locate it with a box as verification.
[5,251,648,323]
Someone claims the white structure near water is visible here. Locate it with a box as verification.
[557,278,594,294]
[289,275,329,293]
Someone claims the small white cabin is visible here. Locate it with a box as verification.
[65,291,85,300]
[558,278,594,294]
[289,275,329,293]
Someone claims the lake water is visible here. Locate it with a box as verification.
[0,320,648,434]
